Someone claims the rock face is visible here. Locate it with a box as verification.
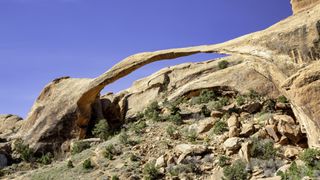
[0,114,23,139]
[7,1,320,154]
[291,0,320,14]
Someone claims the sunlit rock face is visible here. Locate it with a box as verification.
[291,0,320,14]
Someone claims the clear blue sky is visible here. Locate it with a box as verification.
[0,0,291,118]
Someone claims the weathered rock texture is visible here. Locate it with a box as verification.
[291,0,320,14]
[10,2,320,153]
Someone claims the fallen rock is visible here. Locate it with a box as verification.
[211,111,224,118]
[223,137,242,151]
[240,123,255,137]
[265,125,280,142]
[189,118,215,134]
[273,114,296,125]
[284,146,301,159]
[155,155,166,168]
[242,102,262,114]
[227,115,240,128]
[229,126,240,138]
[239,141,252,163]
[175,144,207,155]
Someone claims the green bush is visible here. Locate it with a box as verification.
[168,113,183,125]
[277,161,313,180]
[201,105,211,117]
[166,125,178,139]
[248,89,260,101]
[250,138,276,160]
[71,141,91,155]
[119,130,129,145]
[212,120,228,135]
[111,175,120,180]
[223,160,248,180]
[191,89,216,105]
[277,95,288,103]
[218,60,229,69]
[83,159,93,169]
[104,144,116,160]
[92,119,110,141]
[210,97,229,110]
[218,156,230,167]
[300,148,320,167]
[143,161,161,180]
[236,95,246,106]
[144,101,162,121]
[184,129,198,143]
[131,121,147,134]
[38,152,53,165]
[67,160,74,168]
[14,139,34,162]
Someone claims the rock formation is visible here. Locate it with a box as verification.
[291,0,320,14]
[0,0,318,155]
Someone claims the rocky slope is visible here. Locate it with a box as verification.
[0,0,320,179]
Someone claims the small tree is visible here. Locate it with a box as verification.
[92,119,110,141]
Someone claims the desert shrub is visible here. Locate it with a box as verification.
[250,138,276,160]
[201,105,211,117]
[119,130,139,146]
[277,161,313,180]
[130,154,140,162]
[168,113,183,125]
[218,60,229,69]
[251,158,284,177]
[119,130,129,145]
[71,141,91,155]
[166,125,179,139]
[131,121,147,134]
[300,148,320,167]
[212,120,228,135]
[210,97,229,110]
[14,139,34,162]
[218,156,230,167]
[184,129,198,143]
[263,99,276,112]
[144,101,161,121]
[143,161,160,180]
[38,152,53,165]
[223,160,248,180]
[104,144,116,160]
[168,164,197,176]
[236,95,246,106]
[83,159,93,169]
[111,175,120,180]
[191,89,216,105]
[92,119,110,141]
[248,89,261,101]
[67,160,74,168]
[277,95,288,103]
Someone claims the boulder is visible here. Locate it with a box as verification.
[240,123,255,137]
[223,137,242,151]
[242,102,262,114]
[0,114,23,139]
[174,144,207,155]
[284,146,301,159]
[189,118,215,134]
[227,115,240,128]
[229,126,240,138]
[211,111,224,118]
[239,141,252,163]
[265,125,280,142]
[155,155,166,168]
